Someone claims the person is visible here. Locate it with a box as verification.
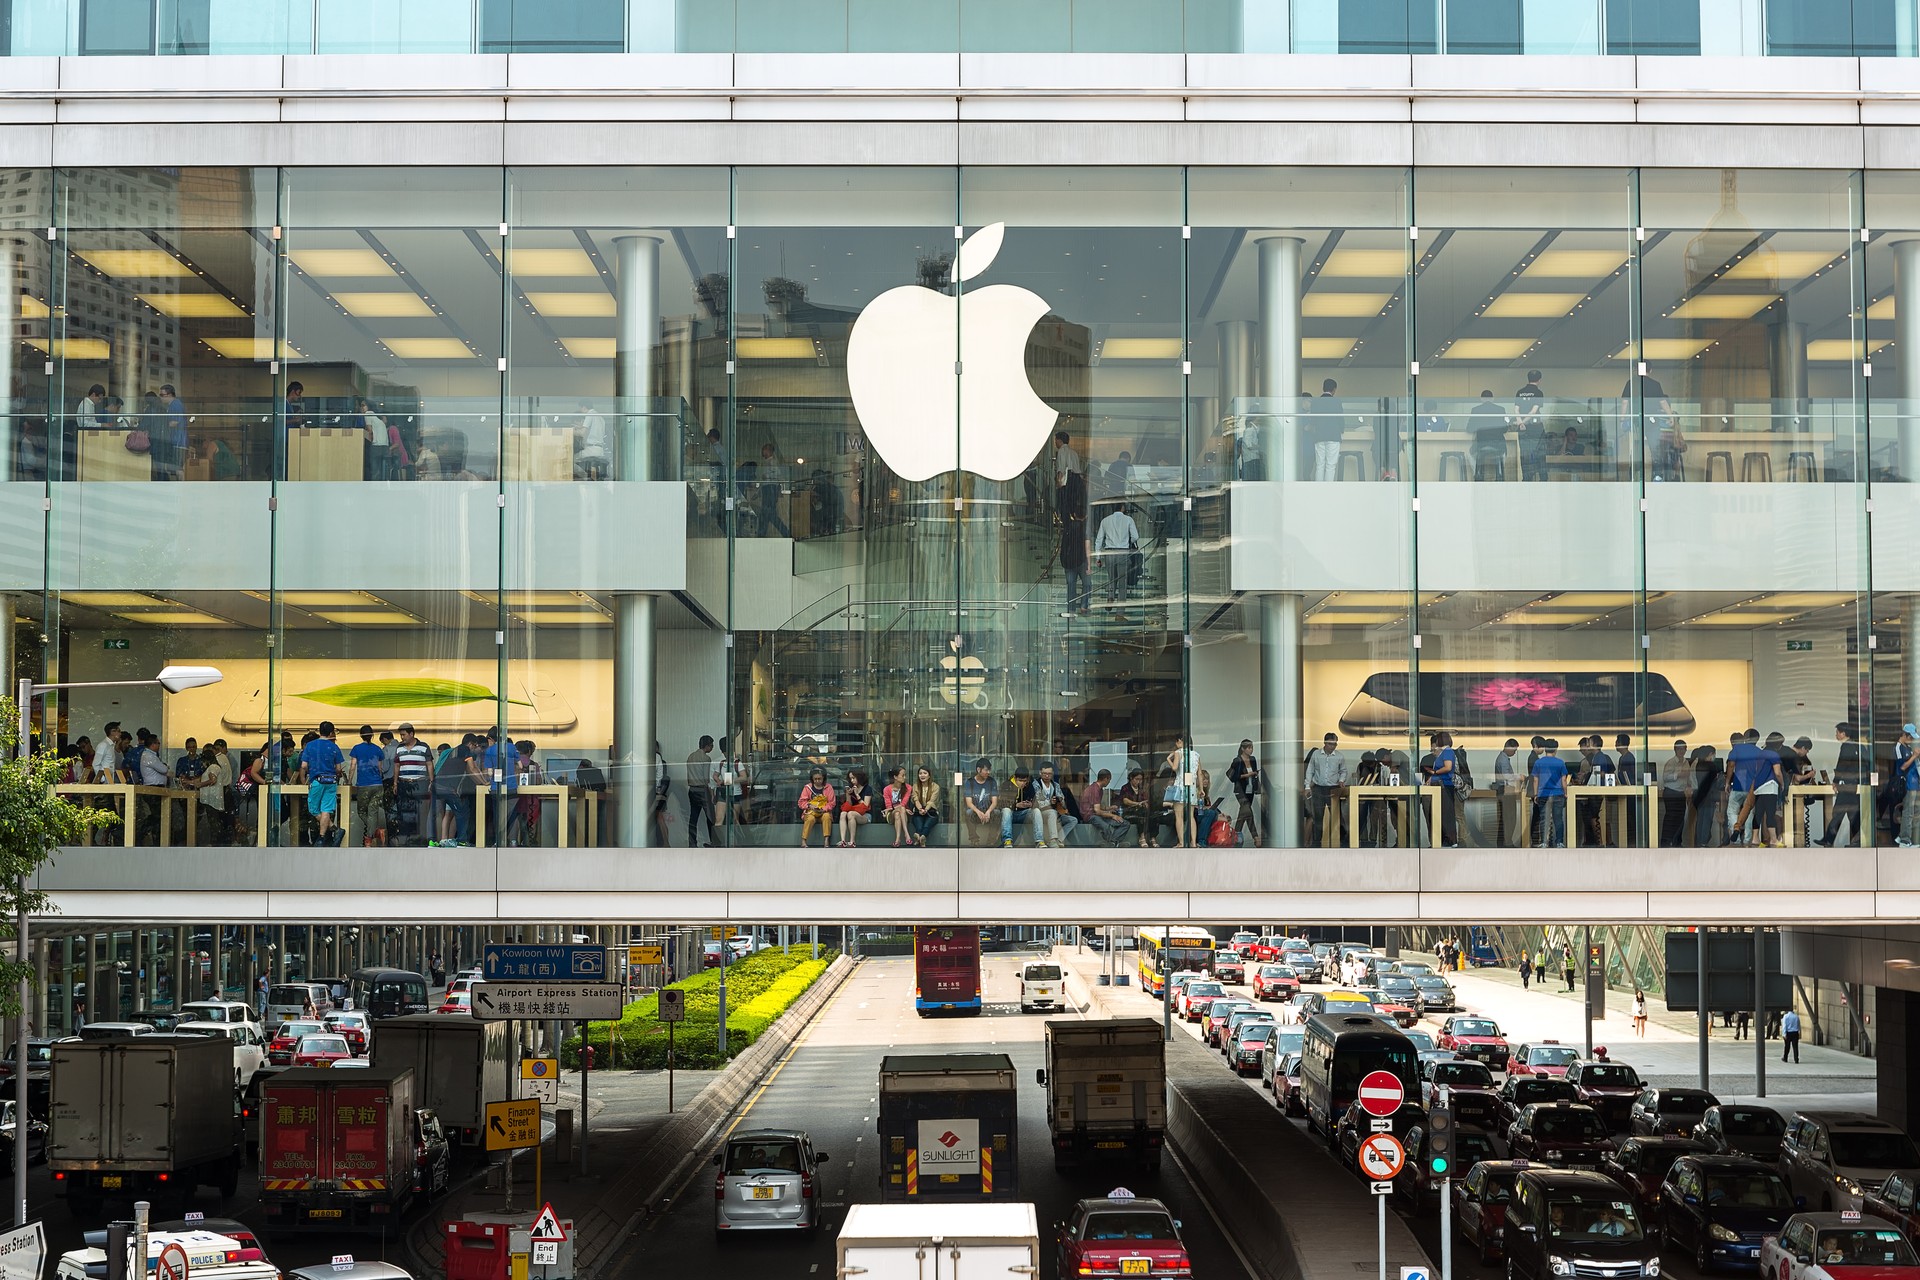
[299,721,346,847]
[1468,389,1509,480]
[907,766,941,846]
[1622,372,1681,480]
[1053,429,1084,515]
[1725,729,1764,845]
[392,723,433,847]
[1518,947,1532,989]
[1119,767,1159,847]
[959,759,996,848]
[1656,740,1690,847]
[1591,1206,1628,1238]
[1632,988,1648,1036]
[1094,502,1143,602]
[1734,1006,1751,1039]
[1535,953,1547,986]
[796,767,835,848]
[1081,768,1130,847]
[1899,724,1920,848]
[880,767,910,847]
[1000,765,1036,846]
[1038,762,1075,845]
[1819,1236,1844,1265]
[343,725,387,847]
[1614,732,1639,844]
[481,727,521,843]
[1490,738,1521,846]
[1561,943,1577,993]
[1530,738,1568,848]
[1785,736,1818,846]
[1690,744,1723,848]
[1165,735,1200,848]
[686,735,718,848]
[1558,426,1585,462]
[194,743,231,846]
[1416,399,1449,433]
[1753,732,1788,848]
[1310,378,1344,481]
[836,769,870,847]
[1781,1007,1802,1062]
[755,442,790,536]
[1193,768,1219,843]
[1514,370,1547,480]
[1060,504,1091,616]
[1818,721,1865,847]
[1302,732,1348,848]
[1227,739,1264,846]
[1430,731,1461,848]
[576,400,610,480]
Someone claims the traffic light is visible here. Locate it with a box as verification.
[1427,1105,1454,1176]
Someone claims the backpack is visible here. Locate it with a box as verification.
[1206,817,1234,847]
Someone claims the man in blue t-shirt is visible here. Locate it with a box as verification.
[1530,739,1569,848]
[299,721,347,846]
[1724,729,1765,845]
[1900,725,1920,848]
[349,724,389,847]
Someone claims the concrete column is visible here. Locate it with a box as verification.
[1893,241,1920,479]
[1262,593,1304,844]
[1878,987,1920,1134]
[1907,603,1920,724]
[1217,320,1258,480]
[1255,235,1305,483]
[1769,319,1809,415]
[614,234,665,483]
[83,931,96,1022]
[613,593,658,848]
[0,247,14,479]
[172,927,185,1008]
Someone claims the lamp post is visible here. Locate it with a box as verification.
[11,663,221,1224]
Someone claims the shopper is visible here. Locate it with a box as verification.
[1120,767,1158,847]
[1430,731,1461,849]
[686,735,718,848]
[1530,739,1567,848]
[299,721,345,847]
[880,766,911,847]
[1094,503,1143,601]
[1303,732,1348,848]
[959,759,996,847]
[1492,738,1522,846]
[1817,721,1865,848]
[1227,739,1264,846]
[392,723,433,847]
[797,767,835,849]
[349,725,387,847]
[908,766,942,846]
[1081,769,1130,847]
[1165,735,1201,848]
[837,769,871,847]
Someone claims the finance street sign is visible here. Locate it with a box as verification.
[628,944,664,966]
[482,944,609,981]
[470,982,624,1021]
[485,1098,541,1152]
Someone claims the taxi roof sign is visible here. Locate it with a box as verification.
[1107,1187,1136,1200]
[1843,1211,1863,1221]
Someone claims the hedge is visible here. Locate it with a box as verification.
[561,946,836,1069]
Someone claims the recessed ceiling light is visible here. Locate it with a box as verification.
[506,249,598,278]
[1612,339,1713,360]
[1097,338,1183,360]
[288,248,396,277]
[1320,250,1406,278]
[524,292,616,318]
[735,338,818,359]
[560,337,615,360]
[138,293,247,319]
[26,338,109,360]
[1807,339,1889,362]
[1869,296,1895,321]
[334,292,435,319]
[1520,250,1628,279]
[1480,293,1585,319]
[74,249,196,278]
[382,338,475,360]
[1439,338,1535,360]
[310,611,421,626]
[1302,611,1405,625]
[109,610,230,626]
[16,296,48,319]
[1302,293,1392,317]
[203,337,302,360]
[61,592,166,608]
[1722,251,1840,281]
[1301,337,1357,360]
[1667,294,1777,320]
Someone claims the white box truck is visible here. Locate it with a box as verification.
[368,1014,511,1151]
[837,1202,1039,1280]
[1035,1017,1167,1173]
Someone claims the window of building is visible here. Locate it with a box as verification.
[479,0,624,53]
[1605,0,1702,55]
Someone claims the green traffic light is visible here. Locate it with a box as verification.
[1431,1157,1449,1174]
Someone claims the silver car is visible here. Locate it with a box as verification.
[714,1128,830,1237]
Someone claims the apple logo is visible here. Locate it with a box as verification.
[846,222,1058,483]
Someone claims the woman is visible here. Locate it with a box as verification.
[837,769,871,847]
[880,767,910,847]
[1517,946,1532,990]
[1690,744,1722,848]
[1226,739,1264,846]
[1119,767,1158,847]
[1192,768,1219,846]
[1164,735,1200,848]
[1632,988,1648,1037]
[651,741,672,846]
[907,766,941,847]
[195,742,230,847]
[797,768,835,849]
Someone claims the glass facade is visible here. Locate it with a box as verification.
[5,0,1917,57]
[5,163,1917,854]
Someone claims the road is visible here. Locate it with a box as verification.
[615,952,1255,1280]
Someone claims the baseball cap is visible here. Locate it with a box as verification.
[398,722,415,732]
[1906,723,1917,736]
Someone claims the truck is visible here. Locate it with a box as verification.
[368,1013,511,1150]
[258,1065,422,1234]
[837,1202,1039,1280]
[914,926,982,1015]
[1034,1017,1168,1173]
[877,1053,1019,1201]
[49,1033,242,1216]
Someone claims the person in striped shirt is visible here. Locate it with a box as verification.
[392,722,435,846]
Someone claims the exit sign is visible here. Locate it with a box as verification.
[101,638,129,650]
[1785,640,1813,652]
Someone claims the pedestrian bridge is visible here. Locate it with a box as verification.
[30,844,1908,924]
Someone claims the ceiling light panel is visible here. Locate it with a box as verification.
[1320,249,1406,278]
[1098,338,1183,360]
[1301,337,1357,360]
[1807,339,1889,361]
[311,611,421,626]
[1439,338,1536,360]
[273,592,384,607]
[74,249,197,278]
[334,292,436,318]
[1502,612,1603,624]
[1302,611,1406,625]
[28,338,109,360]
[138,293,247,319]
[61,592,166,608]
[1611,339,1713,360]
[381,338,474,360]
[1869,296,1895,321]
[203,337,302,359]
[736,338,819,359]
[524,292,616,318]
[110,610,230,626]
[1520,249,1628,279]
[1722,251,1841,281]
[17,296,48,319]
[1480,293,1585,319]
[1666,294,1777,320]
[288,248,396,277]
[1686,611,1807,625]
[1302,293,1392,318]
[507,248,599,278]
[560,337,614,360]
[511,609,614,623]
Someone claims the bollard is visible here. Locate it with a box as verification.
[555,1107,574,1168]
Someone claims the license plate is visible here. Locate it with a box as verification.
[308,1209,343,1219]
[751,1186,777,1200]
[1121,1260,1151,1275]
[100,1175,122,1189]
[1096,1141,1126,1150]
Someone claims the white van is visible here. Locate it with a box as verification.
[58,1229,278,1280]
[265,982,329,1029]
[176,1020,268,1086]
[1019,960,1065,1013]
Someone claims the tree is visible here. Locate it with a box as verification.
[0,698,118,1019]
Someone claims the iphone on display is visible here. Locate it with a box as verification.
[1336,671,1696,736]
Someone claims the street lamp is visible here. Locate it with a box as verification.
[10,663,222,1224]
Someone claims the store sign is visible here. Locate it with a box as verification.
[917,1118,981,1175]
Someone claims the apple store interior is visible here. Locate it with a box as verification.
[3,163,1918,850]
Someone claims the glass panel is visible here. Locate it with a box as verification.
[79,0,152,53]
[668,0,735,52]
[1321,0,1438,53]
[7,0,71,56]
[479,0,624,52]
[1765,0,1904,56]
[1604,0,1702,54]
[1446,0,1523,53]
[1070,0,1182,51]
[161,0,312,53]
[961,0,1069,51]
[736,0,845,52]
[315,0,475,54]
[1521,0,1599,53]
[850,0,958,51]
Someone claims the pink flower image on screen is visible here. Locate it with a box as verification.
[1466,677,1571,712]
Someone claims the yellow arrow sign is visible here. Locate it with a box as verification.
[628,944,664,965]
[485,1098,541,1152]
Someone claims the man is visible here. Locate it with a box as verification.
[74,382,104,433]
[391,723,434,847]
[1659,740,1691,847]
[1053,429,1084,516]
[1492,738,1522,846]
[1468,389,1509,480]
[299,721,345,846]
[1902,725,1920,849]
[1302,732,1348,847]
[134,731,170,845]
[96,721,121,783]
[1093,503,1142,602]
[1080,768,1129,847]
[1037,762,1075,845]
[686,735,717,847]
[157,383,188,480]
[481,727,520,844]
[1000,766,1041,847]
[1562,942,1577,993]
[1429,732,1460,848]
[1725,729,1765,845]
[1614,733,1639,845]
[1818,721,1865,848]
[284,380,307,432]
[1530,738,1568,848]
[1514,369,1546,480]
[754,442,790,537]
[171,736,205,845]
[961,758,998,848]
[349,726,387,847]
[1311,378,1343,481]
[1780,1006,1802,1063]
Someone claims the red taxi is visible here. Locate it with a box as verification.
[1454,1160,1531,1265]
[1437,1016,1511,1071]
[1057,1189,1192,1278]
[1760,1211,1920,1280]
[323,1012,369,1055]
[1213,953,1246,984]
[1511,1041,1580,1078]
[290,1033,354,1067]
[267,1019,324,1066]
[1253,964,1301,1003]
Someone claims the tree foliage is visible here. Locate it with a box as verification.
[0,697,119,1016]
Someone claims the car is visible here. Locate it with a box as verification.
[1376,974,1427,1019]
[1422,1049,1468,1074]
[1659,1154,1797,1273]
[128,1009,182,1032]
[1280,946,1321,982]
[1251,964,1299,1002]
[177,999,262,1030]
[1437,1016,1511,1070]
[1018,959,1064,1013]
[1503,1168,1659,1280]
[1222,1007,1275,1052]
[1505,1102,1614,1171]
[1454,1159,1531,1264]
[1759,1211,1920,1280]
[69,1021,155,1040]
[714,1128,830,1237]
[1631,1087,1720,1139]
[1404,1029,1436,1055]
[174,1020,268,1086]
[291,1034,354,1067]
[413,1108,452,1199]
[1602,1136,1707,1214]
[1512,1041,1580,1078]
[1167,971,1208,1005]
[267,1019,325,1065]
[1398,1123,1502,1206]
[437,991,472,1015]
[265,982,331,1028]
[1862,1171,1920,1243]
[1413,975,1457,1012]
[1056,1190,1192,1279]
[1565,1060,1645,1133]
[1230,1021,1276,1076]
[1396,961,1435,978]
[1213,954,1246,985]
[1355,987,1420,1028]
[1258,1024,1306,1090]
[1779,1112,1920,1211]
[1204,998,1256,1048]
[0,1099,46,1171]
[1498,1076,1581,1128]
[1227,930,1260,958]
[1272,1052,1306,1114]
[444,973,480,999]
[324,1011,372,1055]
[1248,935,1285,962]
[1176,980,1227,1021]
[1695,1104,1788,1161]
[1279,992,1325,1024]
[153,1217,268,1258]
[288,1262,414,1280]
[1422,1057,1502,1128]
[0,1039,52,1118]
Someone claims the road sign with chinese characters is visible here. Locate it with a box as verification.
[470,982,623,1021]
[485,1098,541,1152]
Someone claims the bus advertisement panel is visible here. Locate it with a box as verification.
[915,926,983,1015]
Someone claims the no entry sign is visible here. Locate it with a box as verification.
[1357,1070,1405,1117]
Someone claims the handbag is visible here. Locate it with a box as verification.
[124,429,151,454]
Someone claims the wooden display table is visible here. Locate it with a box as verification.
[1564,784,1655,848]
[287,427,363,481]
[1785,784,1837,847]
[504,428,575,481]
[1345,784,1434,849]
[55,783,197,846]
[76,431,152,481]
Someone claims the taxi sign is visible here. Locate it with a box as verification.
[331,1256,354,1273]
[485,1098,541,1152]
[181,1213,202,1224]
[1107,1187,1136,1200]
[1842,1211,1863,1222]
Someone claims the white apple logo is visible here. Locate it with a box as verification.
[845,222,1058,483]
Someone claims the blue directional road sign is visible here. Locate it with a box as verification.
[482,944,608,981]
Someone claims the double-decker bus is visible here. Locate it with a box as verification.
[914,925,982,1015]
[1299,1010,1421,1142]
[1135,925,1216,997]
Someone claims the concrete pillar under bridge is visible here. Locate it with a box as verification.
[1879,989,1920,1133]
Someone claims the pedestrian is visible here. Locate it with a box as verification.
[1534,955,1547,986]
[1735,1008,1751,1040]
[349,725,387,847]
[1781,1007,1802,1062]
[1817,721,1865,848]
[1302,732,1347,848]
[959,759,996,848]
[1227,739,1264,846]
[1632,988,1647,1036]
[796,767,835,849]
[1518,947,1531,989]
[299,721,345,847]
[880,767,910,847]
[1562,943,1576,993]
[1094,502,1142,602]
[686,734,718,847]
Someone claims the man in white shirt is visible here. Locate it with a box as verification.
[1053,430,1082,510]
[74,384,104,432]
[1491,737,1521,846]
[1093,506,1141,601]
[95,721,120,783]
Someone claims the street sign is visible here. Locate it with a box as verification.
[532,1243,558,1266]
[156,1244,189,1280]
[1402,1267,1432,1280]
[1369,1117,1394,1132]
[0,1224,47,1280]
[485,1098,541,1151]
[471,981,624,1021]
[522,1057,557,1081]
[628,944,664,966]
[1357,1070,1405,1117]
[1358,1133,1407,1180]
[658,988,686,1023]
[522,1078,558,1105]
[530,1202,567,1242]
[708,926,738,940]
[482,944,609,981]
[1371,1180,1394,1195]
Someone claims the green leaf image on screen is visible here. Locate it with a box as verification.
[292,679,531,708]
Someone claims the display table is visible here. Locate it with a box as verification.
[1785,784,1837,847]
[504,428,574,481]
[287,427,363,481]
[1564,784,1654,848]
[55,783,197,846]
[76,431,152,481]
[1345,784,1433,849]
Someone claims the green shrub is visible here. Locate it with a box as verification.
[562,947,837,1069]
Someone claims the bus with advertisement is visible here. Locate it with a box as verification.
[1135,926,1217,997]
[914,926,983,1015]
